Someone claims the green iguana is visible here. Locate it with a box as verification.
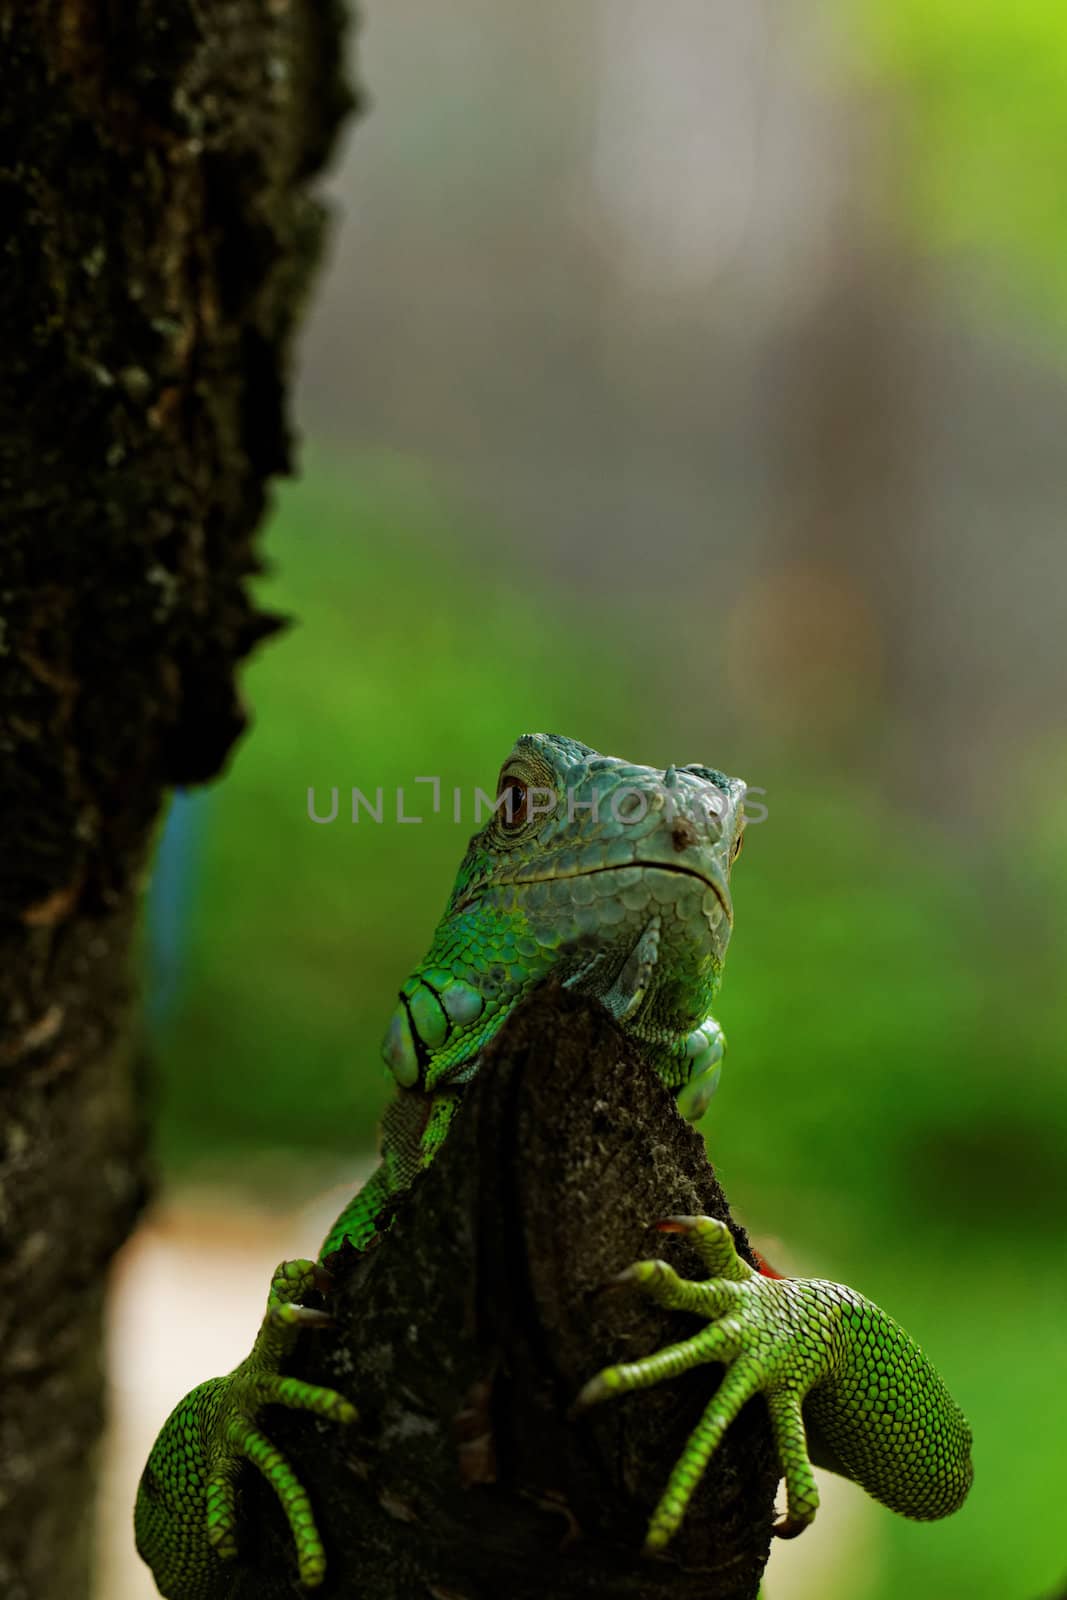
[135,733,972,1597]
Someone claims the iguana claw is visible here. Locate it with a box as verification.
[575,1217,821,1551]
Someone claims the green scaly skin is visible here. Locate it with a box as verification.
[135,734,972,1596]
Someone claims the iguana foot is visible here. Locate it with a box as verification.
[575,1216,825,1553]
[136,1258,356,1596]
[204,1259,356,1585]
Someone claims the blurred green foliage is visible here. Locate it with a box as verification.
[149,457,1066,1600]
[840,0,1067,328]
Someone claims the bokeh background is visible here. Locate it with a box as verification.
[100,5,1067,1598]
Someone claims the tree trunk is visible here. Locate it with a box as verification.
[232,986,778,1600]
[0,7,352,1597]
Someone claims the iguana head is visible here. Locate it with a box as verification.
[381,733,746,1098]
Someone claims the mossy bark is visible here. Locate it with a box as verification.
[0,6,352,1596]
[233,986,778,1600]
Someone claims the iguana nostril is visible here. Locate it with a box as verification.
[671,816,699,852]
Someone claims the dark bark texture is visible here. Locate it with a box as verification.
[229,986,778,1600]
[0,6,352,1597]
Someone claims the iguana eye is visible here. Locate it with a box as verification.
[498,775,529,829]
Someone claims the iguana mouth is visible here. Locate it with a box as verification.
[515,860,732,916]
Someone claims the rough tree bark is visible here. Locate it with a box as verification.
[0,7,352,1597]
[228,986,779,1600]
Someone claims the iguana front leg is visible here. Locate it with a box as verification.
[134,1258,359,1597]
[135,1097,434,1598]
[576,1215,973,1552]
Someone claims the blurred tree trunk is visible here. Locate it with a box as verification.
[747,79,929,774]
[0,6,352,1597]
[764,214,924,753]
